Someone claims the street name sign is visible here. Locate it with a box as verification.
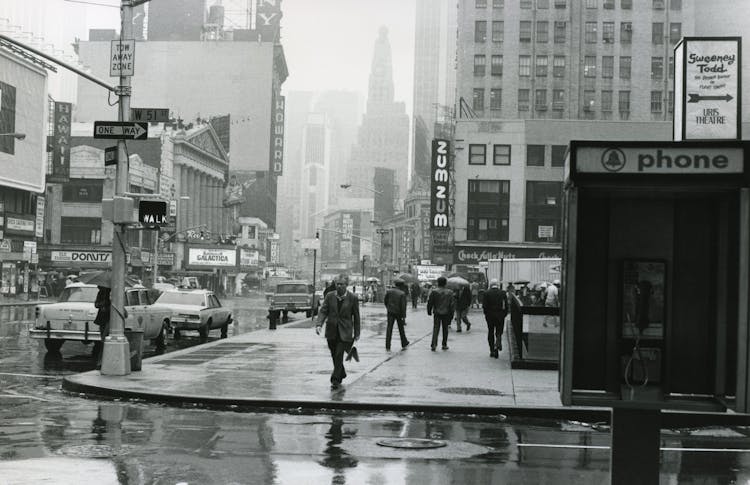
[674,37,741,141]
[130,108,170,122]
[94,121,148,140]
[110,39,135,77]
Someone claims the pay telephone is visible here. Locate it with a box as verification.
[620,260,665,389]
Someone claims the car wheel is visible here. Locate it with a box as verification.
[305,310,312,318]
[44,339,64,353]
[153,320,167,351]
[174,329,181,340]
[199,320,210,340]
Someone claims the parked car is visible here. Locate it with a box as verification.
[30,283,171,354]
[268,280,320,323]
[155,289,232,339]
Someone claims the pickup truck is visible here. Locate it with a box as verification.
[268,280,320,324]
[30,283,171,356]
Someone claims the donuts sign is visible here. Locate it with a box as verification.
[430,139,450,230]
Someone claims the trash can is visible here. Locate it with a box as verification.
[124,329,144,371]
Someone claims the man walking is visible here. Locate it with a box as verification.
[384,280,409,351]
[454,283,472,332]
[316,274,361,390]
[427,276,455,351]
[410,282,420,309]
[482,279,508,358]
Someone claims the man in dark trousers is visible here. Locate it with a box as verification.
[427,276,455,351]
[410,282,420,309]
[482,278,508,358]
[384,280,409,351]
[454,283,472,332]
[316,274,361,390]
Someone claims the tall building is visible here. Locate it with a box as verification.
[299,113,331,238]
[411,0,457,189]
[347,27,410,203]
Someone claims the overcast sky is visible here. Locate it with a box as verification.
[83,0,416,115]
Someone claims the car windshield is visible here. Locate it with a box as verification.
[155,292,206,306]
[58,286,98,303]
[276,284,308,294]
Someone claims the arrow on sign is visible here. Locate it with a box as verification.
[688,93,734,103]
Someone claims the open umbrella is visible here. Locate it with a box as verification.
[366,277,380,283]
[445,276,470,290]
[395,273,418,284]
[77,270,140,289]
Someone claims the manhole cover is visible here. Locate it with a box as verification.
[376,438,447,449]
[438,387,504,396]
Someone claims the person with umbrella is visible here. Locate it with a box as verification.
[427,276,455,351]
[454,281,472,332]
[316,274,361,390]
[383,279,409,352]
[482,278,508,358]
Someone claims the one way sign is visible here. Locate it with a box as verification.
[93,121,148,140]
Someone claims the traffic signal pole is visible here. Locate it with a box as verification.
[100,0,135,375]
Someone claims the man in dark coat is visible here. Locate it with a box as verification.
[454,283,472,332]
[482,278,509,358]
[427,276,455,351]
[93,285,111,367]
[384,280,409,351]
[316,274,361,390]
[409,282,420,309]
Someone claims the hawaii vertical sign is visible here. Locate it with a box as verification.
[49,102,71,183]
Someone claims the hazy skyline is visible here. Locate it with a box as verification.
[80,0,416,117]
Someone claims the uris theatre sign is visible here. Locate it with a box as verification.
[674,37,741,141]
[430,139,450,229]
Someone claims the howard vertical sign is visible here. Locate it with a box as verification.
[49,102,71,183]
[270,94,284,175]
[430,139,450,229]
[674,37,741,141]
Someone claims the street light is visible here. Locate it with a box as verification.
[340,183,383,196]
[0,133,26,140]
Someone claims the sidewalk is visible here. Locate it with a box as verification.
[62,305,580,417]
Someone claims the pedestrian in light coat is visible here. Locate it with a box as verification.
[482,278,508,358]
[316,274,361,390]
[384,280,409,351]
[427,276,455,351]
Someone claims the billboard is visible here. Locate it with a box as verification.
[186,247,237,267]
[0,51,47,193]
[430,139,450,229]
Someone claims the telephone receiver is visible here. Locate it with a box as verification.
[634,280,652,334]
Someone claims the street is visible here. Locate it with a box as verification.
[1,300,750,483]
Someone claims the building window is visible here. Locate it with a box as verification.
[475,0,487,7]
[492,21,504,42]
[653,0,665,8]
[670,23,681,44]
[585,22,597,43]
[652,23,663,44]
[670,0,681,10]
[493,0,504,7]
[669,56,674,78]
[603,22,615,43]
[585,0,597,7]
[619,90,631,112]
[536,56,548,77]
[525,181,562,243]
[519,55,531,77]
[602,56,614,78]
[473,88,485,111]
[467,180,510,242]
[518,89,530,111]
[475,21,487,43]
[620,56,631,79]
[604,0,615,8]
[493,145,510,165]
[621,22,632,43]
[651,91,663,112]
[553,56,566,77]
[469,144,487,165]
[474,55,486,76]
[602,90,613,111]
[651,57,663,80]
[60,217,102,245]
[554,21,566,43]
[527,145,545,167]
[62,180,104,202]
[491,55,503,76]
[584,56,596,77]
[520,0,532,8]
[536,21,548,43]
[535,90,547,110]
[583,90,595,112]
[668,90,674,113]
[538,0,549,7]
[520,21,532,42]
[622,0,632,7]
[490,88,502,110]
[552,89,565,110]
[554,0,566,7]
[551,145,567,167]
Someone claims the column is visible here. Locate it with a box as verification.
[200,173,209,235]
[179,167,188,233]
[191,170,199,229]
[214,181,221,236]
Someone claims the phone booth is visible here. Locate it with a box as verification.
[560,140,750,483]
